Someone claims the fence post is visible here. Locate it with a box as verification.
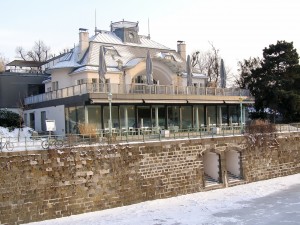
[25,137,27,151]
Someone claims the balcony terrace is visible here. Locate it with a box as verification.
[24,83,253,105]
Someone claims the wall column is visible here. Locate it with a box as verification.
[124,106,128,130]
[218,106,222,126]
[155,107,159,130]
[195,107,199,129]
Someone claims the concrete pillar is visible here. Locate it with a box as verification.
[155,107,159,129]
[220,152,228,188]
[195,107,199,129]
[218,107,222,126]
[124,107,128,130]
[84,106,88,123]
[242,107,246,125]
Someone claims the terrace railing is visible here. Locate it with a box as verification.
[1,123,299,152]
[25,83,251,105]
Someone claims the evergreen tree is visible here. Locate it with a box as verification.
[237,41,300,122]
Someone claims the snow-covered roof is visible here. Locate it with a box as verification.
[50,46,81,69]
[71,66,121,75]
[181,72,208,79]
[91,31,171,50]
[48,22,189,76]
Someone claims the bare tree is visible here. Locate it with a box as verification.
[0,53,8,72]
[15,40,51,62]
[191,43,221,86]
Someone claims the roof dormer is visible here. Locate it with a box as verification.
[111,20,141,44]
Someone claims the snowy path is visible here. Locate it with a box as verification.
[24,173,300,225]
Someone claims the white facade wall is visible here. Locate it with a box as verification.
[225,150,241,177]
[203,152,220,181]
[24,105,65,135]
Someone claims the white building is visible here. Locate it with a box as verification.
[24,20,253,135]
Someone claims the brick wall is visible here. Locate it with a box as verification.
[0,133,299,225]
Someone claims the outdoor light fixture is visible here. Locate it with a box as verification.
[239,97,243,133]
[108,92,113,136]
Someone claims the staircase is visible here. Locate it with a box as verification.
[204,173,221,187]
[227,171,245,187]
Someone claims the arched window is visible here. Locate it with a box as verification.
[132,75,157,84]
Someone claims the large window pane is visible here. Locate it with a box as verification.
[217,106,228,125]
[67,107,77,133]
[167,106,180,128]
[41,111,46,132]
[229,105,239,124]
[193,105,204,127]
[137,106,151,127]
[120,105,135,129]
[151,106,165,129]
[77,106,85,124]
[181,106,192,129]
[103,106,119,129]
[206,106,217,125]
[87,106,102,131]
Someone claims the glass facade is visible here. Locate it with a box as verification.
[62,103,242,134]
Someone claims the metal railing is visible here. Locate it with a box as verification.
[25,83,251,105]
[1,123,299,152]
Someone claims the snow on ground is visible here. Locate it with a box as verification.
[24,173,300,225]
[0,126,33,138]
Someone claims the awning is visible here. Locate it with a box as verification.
[243,100,255,104]
[225,100,255,104]
[144,100,187,104]
[224,101,240,104]
[91,99,143,104]
[188,100,224,104]
[6,60,45,67]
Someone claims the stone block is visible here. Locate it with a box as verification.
[30,160,38,165]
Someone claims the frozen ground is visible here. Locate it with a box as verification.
[24,173,300,225]
[0,126,33,138]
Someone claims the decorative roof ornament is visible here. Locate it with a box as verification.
[220,58,226,88]
[98,45,107,83]
[186,55,193,86]
[146,50,153,85]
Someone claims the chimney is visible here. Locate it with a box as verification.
[177,41,186,61]
[78,28,89,60]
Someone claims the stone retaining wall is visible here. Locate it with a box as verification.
[0,133,299,225]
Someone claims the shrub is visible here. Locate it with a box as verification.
[78,123,97,138]
[245,119,276,134]
[0,109,23,128]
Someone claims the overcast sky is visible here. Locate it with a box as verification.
[1,0,299,74]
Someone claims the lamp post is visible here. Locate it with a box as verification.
[108,92,112,136]
[239,97,243,134]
